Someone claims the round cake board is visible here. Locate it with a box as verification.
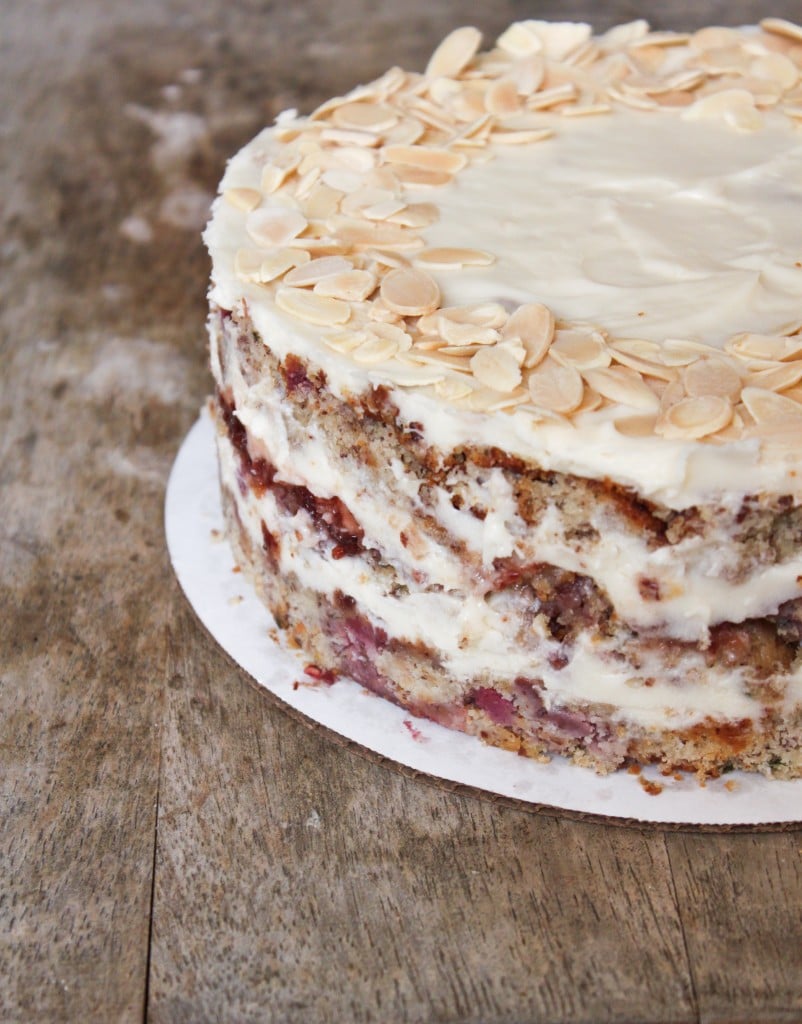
[166,412,802,830]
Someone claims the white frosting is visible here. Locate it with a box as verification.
[204,102,802,508]
[427,112,802,345]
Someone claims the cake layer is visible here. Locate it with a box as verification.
[209,305,802,775]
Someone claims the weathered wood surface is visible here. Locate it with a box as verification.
[1,2,801,1022]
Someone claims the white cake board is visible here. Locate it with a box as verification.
[165,412,802,828]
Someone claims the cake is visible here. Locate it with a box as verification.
[204,18,802,778]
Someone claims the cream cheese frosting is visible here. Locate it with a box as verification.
[205,18,802,508]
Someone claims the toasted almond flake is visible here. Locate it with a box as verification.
[608,347,677,382]
[299,183,343,220]
[381,117,427,147]
[352,334,400,364]
[527,83,577,109]
[408,349,471,371]
[690,26,743,52]
[382,144,467,174]
[276,287,351,326]
[246,207,308,247]
[583,366,660,411]
[330,216,423,250]
[365,321,413,349]
[392,164,454,188]
[334,146,379,173]
[234,248,266,282]
[363,248,409,270]
[320,168,366,193]
[442,302,508,328]
[741,386,802,423]
[380,363,447,387]
[428,76,462,106]
[425,26,483,78]
[324,330,366,353]
[527,356,584,413]
[682,358,743,401]
[380,267,440,315]
[284,255,353,286]
[613,414,659,438]
[224,187,262,212]
[320,127,381,148]
[658,395,733,439]
[748,363,802,392]
[286,238,347,257]
[485,78,522,116]
[598,19,649,50]
[340,186,396,216]
[560,102,613,117]
[497,22,544,57]
[362,198,407,221]
[761,18,802,44]
[387,202,439,228]
[294,166,322,200]
[631,30,690,48]
[727,332,802,362]
[491,127,554,145]
[416,247,495,269]
[315,269,377,301]
[485,388,531,412]
[550,329,611,370]
[470,346,522,392]
[682,89,762,131]
[261,157,301,194]
[435,376,475,400]
[437,320,499,346]
[661,338,723,365]
[751,53,800,90]
[255,248,311,283]
[502,303,555,368]
[331,101,400,132]
[698,45,752,76]
[439,344,483,357]
[513,54,546,95]
[608,86,659,111]
[497,339,527,366]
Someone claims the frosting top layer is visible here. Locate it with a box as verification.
[205,18,802,506]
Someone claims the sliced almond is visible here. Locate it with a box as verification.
[682,89,762,131]
[276,287,351,326]
[441,302,508,328]
[387,202,440,228]
[661,338,724,366]
[382,144,467,174]
[284,255,354,286]
[246,207,308,247]
[490,127,554,145]
[740,387,802,424]
[365,321,413,349]
[435,376,475,401]
[391,164,454,188]
[416,247,495,269]
[314,269,377,301]
[351,334,400,364]
[658,395,733,439]
[470,346,523,393]
[583,366,660,411]
[527,356,584,413]
[425,27,483,78]
[748,363,802,392]
[331,101,400,132]
[323,330,365,354]
[682,357,743,401]
[437,320,499,346]
[513,54,546,95]
[502,303,554,368]
[224,187,262,212]
[613,414,659,439]
[751,53,799,90]
[485,78,522,116]
[550,328,611,370]
[760,18,802,45]
[727,332,802,363]
[380,267,440,316]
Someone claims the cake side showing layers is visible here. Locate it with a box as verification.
[209,305,802,777]
[204,19,802,777]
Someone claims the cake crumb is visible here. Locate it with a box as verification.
[639,777,664,796]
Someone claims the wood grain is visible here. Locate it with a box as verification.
[1,0,802,1022]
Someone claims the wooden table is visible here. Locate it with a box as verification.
[2,2,801,1020]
